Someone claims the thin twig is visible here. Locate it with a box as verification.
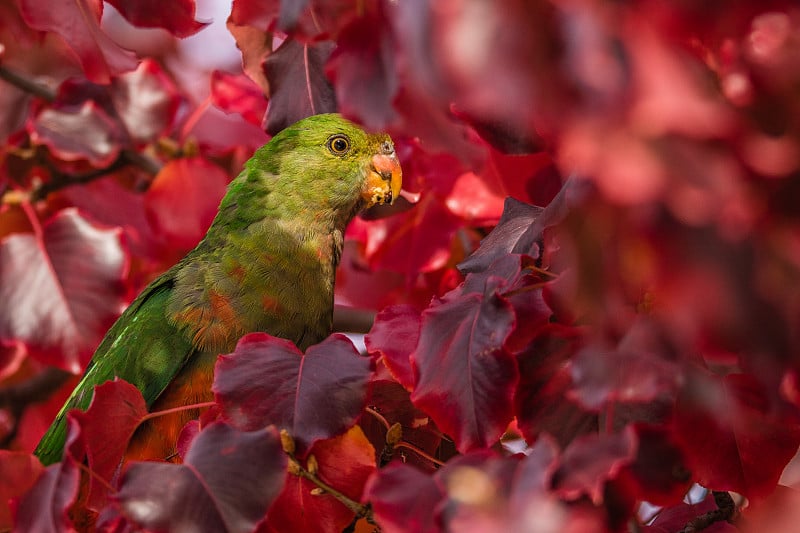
[677,491,736,533]
[139,401,217,424]
[289,455,372,519]
[0,64,56,102]
[395,441,446,467]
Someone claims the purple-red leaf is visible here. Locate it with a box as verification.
[116,422,286,533]
[214,333,373,454]
[410,276,518,452]
[105,0,208,38]
[12,418,85,533]
[17,0,137,84]
[365,462,443,533]
[0,208,128,372]
[552,427,637,505]
[263,38,336,135]
[365,305,421,390]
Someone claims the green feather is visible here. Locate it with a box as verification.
[34,114,401,465]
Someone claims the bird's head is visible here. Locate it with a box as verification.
[258,114,402,221]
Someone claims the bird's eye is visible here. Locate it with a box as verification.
[327,135,351,155]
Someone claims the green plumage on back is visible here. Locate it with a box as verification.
[35,114,402,465]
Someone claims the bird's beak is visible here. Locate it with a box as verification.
[363,153,402,207]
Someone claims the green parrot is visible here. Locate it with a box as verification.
[34,113,402,466]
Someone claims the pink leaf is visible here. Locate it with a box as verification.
[18,0,137,83]
[0,209,128,372]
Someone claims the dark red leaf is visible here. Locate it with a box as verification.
[361,380,446,470]
[211,70,268,127]
[144,157,230,251]
[0,208,128,372]
[116,422,286,533]
[624,425,691,506]
[674,371,800,500]
[105,0,208,37]
[364,462,443,533]
[17,0,137,84]
[458,198,544,275]
[410,276,518,452]
[110,59,182,143]
[514,324,598,448]
[552,427,637,505]
[264,426,375,533]
[68,379,147,510]
[0,451,43,530]
[263,38,336,135]
[365,305,421,390]
[29,100,127,167]
[215,333,373,454]
[326,2,398,130]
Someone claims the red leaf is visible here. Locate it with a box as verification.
[11,461,80,533]
[110,59,182,143]
[0,451,43,530]
[624,425,691,506]
[264,425,375,533]
[0,340,26,381]
[29,100,126,167]
[326,2,398,130]
[552,427,637,505]
[674,371,800,500]
[364,462,443,533]
[352,193,461,274]
[365,305,421,390]
[215,333,373,454]
[115,422,286,533]
[211,70,268,127]
[0,208,128,372]
[144,157,230,251]
[17,0,137,84]
[68,379,147,510]
[105,0,208,37]
[569,319,683,410]
[263,38,336,135]
[410,276,518,452]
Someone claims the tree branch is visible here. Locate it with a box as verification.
[677,491,736,533]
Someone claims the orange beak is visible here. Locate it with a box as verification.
[362,153,402,207]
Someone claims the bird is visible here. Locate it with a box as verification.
[34,113,402,466]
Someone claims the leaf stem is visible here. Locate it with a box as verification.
[365,406,391,431]
[139,401,216,424]
[395,441,446,467]
[74,458,117,495]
